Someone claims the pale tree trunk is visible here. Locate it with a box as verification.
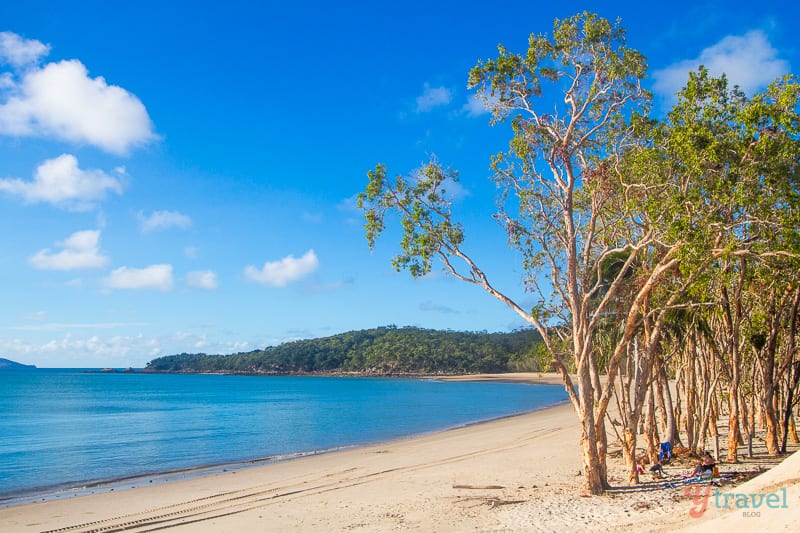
[673,368,684,448]
[654,363,670,440]
[617,345,639,486]
[748,392,756,457]
[758,328,781,456]
[738,389,747,446]
[645,381,660,463]
[685,338,698,451]
[590,361,609,483]
[578,365,606,494]
[728,360,742,462]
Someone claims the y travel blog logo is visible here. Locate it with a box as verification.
[685,484,789,518]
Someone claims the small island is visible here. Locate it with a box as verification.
[0,357,36,370]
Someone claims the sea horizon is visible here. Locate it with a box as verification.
[0,369,568,507]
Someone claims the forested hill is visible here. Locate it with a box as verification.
[143,326,546,375]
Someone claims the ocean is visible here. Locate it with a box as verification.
[0,369,568,506]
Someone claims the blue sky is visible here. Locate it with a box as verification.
[1,1,797,367]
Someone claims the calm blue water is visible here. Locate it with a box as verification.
[0,369,567,504]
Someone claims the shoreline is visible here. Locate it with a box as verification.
[0,400,569,511]
[0,373,567,510]
[0,404,581,532]
[1,373,798,532]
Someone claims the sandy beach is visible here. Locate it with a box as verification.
[1,373,798,532]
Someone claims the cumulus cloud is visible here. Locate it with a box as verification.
[185,270,218,290]
[0,32,50,68]
[416,83,452,112]
[105,264,173,291]
[652,30,789,100]
[29,229,109,270]
[244,249,319,287]
[138,210,192,233]
[0,32,157,154]
[0,154,124,210]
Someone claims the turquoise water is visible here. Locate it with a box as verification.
[0,369,567,504]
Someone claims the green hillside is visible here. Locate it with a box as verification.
[143,326,548,375]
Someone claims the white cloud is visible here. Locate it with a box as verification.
[652,30,789,100]
[29,229,109,270]
[462,93,501,117]
[416,83,452,112]
[186,270,218,290]
[105,264,173,291]
[0,153,124,210]
[244,249,319,287]
[0,32,50,68]
[0,49,157,154]
[138,210,192,233]
[462,94,488,117]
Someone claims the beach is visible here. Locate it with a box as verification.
[1,373,798,532]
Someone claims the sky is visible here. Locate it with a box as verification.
[1,0,797,368]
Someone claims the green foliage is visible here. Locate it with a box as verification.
[143,327,546,375]
[358,161,464,278]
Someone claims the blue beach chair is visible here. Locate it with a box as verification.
[659,442,672,463]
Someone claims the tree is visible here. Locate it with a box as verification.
[359,12,650,494]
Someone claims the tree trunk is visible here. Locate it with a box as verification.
[655,367,670,438]
[727,350,742,462]
[577,365,606,494]
[748,394,756,458]
[685,340,698,450]
[621,427,639,485]
[645,382,660,463]
[760,343,780,455]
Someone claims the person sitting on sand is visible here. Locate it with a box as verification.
[692,452,715,476]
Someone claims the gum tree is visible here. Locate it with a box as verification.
[359,12,650,494]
